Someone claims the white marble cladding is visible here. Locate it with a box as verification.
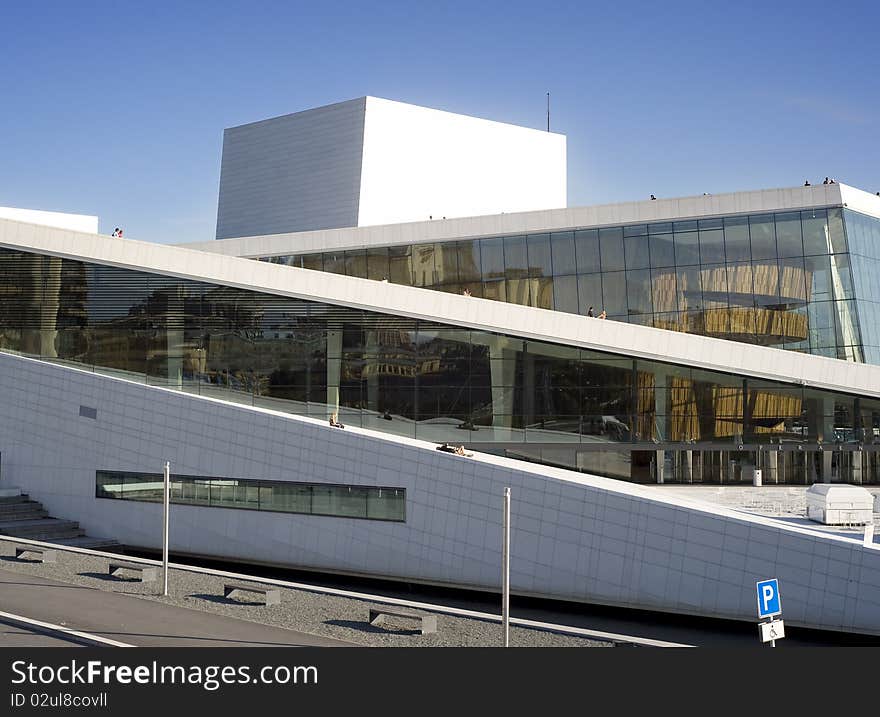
[182,183,880,258]
[356,96,566,227]
[215,98,367,239]
[1,215,879,401]
[2,352,880,635]
[0,207,98,234]
[214,96,566,240]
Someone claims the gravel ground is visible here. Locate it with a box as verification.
[0,539,611,648]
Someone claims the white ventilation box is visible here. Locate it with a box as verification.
[806,484,874,525]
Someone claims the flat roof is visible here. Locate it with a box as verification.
[179,183,880,259]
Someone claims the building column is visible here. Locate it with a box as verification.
[808,451,819,483]
[681,450,693,483]
[166,286,184,389]
[489,337,517,429]
[655,450,666,484]
[326,327,342,417]
[808,396,836,482]
[763,449,778,485]
[852,450,863,484]
[523,347,535,428]
[21,255,61,358]
[366,329,380,413]
[653,368,668,478]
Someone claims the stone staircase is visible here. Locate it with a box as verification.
[0,492,121,550]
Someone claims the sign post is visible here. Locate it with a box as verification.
[502,487,510,648]
[756,578,783,647]
[162,461,170,597]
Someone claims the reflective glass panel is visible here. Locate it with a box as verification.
[599,227,625,272]
[550,232,576,275]
[575,229,601,273]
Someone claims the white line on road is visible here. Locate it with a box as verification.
[0,609,134,648]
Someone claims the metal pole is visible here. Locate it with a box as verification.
[546,93,550,132]
[502,487,511,647]
[162,461,170,596]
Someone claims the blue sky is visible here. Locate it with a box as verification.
[1,0,877,244]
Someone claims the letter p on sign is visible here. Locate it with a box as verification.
[756,578,781,618]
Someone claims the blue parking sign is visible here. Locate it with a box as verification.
[756,579,781,618]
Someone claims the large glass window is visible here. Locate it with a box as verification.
[479,237,505,279]
[602,271,628,316]
[97,471,406,522]
[624,227,650,270]
[674,231,700,266]
[648,233,675,268]
[456,241,481,283]
[802,209,829,256]
[599,227,625,272]
[578,274,603,316]
[626,270,653,315]
[1,240,875,485]
[527,234,553,277]
[575,229,601,273]
[553,275,579,314]
[775,212,804,258]
[550,232,576,276]
[749,215,776,260]
[503,236,528,279]
[699,224,725,264]
[723,216,751,262]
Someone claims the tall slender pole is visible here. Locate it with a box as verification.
[546,92,550,132]
[162,461,170,596]
[502,487,511,647]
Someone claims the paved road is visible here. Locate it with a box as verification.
[0,569,353,647]
[0,622,81,648]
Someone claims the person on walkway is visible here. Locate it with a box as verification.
[598,309,607,319]
[329,412,345,429]
[587,306,594,317]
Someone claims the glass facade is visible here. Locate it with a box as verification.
[0,247,878,485]
[844,210,880,365]
[263,206,868,363]
[96,471,406,522]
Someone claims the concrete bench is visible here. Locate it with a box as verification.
[368,607,437,635]
[223,583,280,606]
[108,561,158,583]
[14,546,57,563]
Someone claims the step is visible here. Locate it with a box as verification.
[0,509,49,521]
[0,519,83,539]
[4,526,86,540]
[51,536,123,550]
[0,517,79,530]
[0,501,47,514]
[0,494,118,549]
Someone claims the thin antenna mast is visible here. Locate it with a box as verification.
[546,92,550,132]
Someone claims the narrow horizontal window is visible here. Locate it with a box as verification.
[96,470,405,523]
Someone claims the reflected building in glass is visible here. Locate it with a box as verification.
[3,184,880,487]
[260,206,870,364]
[175,181,880,486]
